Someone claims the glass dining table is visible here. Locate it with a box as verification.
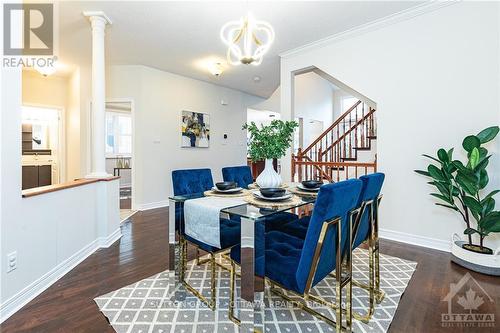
[168,189,316,332]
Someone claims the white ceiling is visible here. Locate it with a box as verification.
[59,1,423,98]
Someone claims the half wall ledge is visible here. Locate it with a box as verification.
[22,176,120,198]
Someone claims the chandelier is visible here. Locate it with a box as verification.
[220,13,275,66]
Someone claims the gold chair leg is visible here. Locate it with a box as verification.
[196,251,232,272]
[228,260,241,325]
[180,237,186,281]
[270,287,345,329]
[195,246,201,265]
[345,248,353,331]
[181,248,217,310]
[210,253,216,310]
[335,272,343,333]
[330,270,375,323]
[373,244,384,304]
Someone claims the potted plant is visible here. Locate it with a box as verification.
[415,126,500,275]
[243,120,298,188]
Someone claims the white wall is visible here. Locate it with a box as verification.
[106,65,263,209]
[1,68,121,324]
[294,72,334,148]
[280,2,500,251]
[294,72,333,125]
[332,89,354,121]
[22,71,68,108]
[251,86,281,113]
[247,108,281,128]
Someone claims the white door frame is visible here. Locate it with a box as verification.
[105,98,136,211]
[22,103,66,183]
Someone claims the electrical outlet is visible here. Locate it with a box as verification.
[7,252,17,273]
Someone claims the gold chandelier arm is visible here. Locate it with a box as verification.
[220,13,274,65]
[232,28,244,44]
[252,32,262,46]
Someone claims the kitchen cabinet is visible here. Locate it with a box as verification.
[22,165,52,190]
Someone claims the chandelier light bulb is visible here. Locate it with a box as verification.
[220,13,274,66]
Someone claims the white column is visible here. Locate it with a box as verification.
[83,11,112,178]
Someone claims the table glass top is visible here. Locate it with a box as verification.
[221,197,315,220]
[169,192,206,202]
[169,189,316,220]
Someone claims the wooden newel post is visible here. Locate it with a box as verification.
[297,148,303,182]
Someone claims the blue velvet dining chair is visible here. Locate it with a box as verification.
[264,173,386,323]
[171,168,241,310]
[172,168,214,232]
[221,165,254,189]
[228,179,363,332]
[349,172,385,322]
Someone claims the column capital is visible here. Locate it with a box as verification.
[83,11,112,26]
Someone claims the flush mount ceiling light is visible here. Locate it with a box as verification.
[220,13,274,66]
[208,62,224,77]
[35,59,58,77]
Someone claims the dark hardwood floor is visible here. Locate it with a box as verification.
[1,207,498,333]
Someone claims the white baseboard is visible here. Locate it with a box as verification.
[99,228,122,248]
[379,228,451,252]
[0,229,122,324]
[136,200,169,211]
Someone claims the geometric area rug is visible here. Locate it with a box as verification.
[94,249,417,333]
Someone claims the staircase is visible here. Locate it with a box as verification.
[292,100,377,182]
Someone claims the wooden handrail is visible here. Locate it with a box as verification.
[22,176,120,198]
[291,158,377,182]
[300,100,362,156]
[293,160,376,168]
[320,107,376,157]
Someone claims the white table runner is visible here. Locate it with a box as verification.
[184,196,246,248]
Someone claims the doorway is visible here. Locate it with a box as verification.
[21,105,65,190]
[105,100,135,222]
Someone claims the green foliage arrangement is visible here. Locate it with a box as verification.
[243,120,298,162]
[415,126,500,253]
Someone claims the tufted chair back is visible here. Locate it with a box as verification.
[222,166,254,189]
[352,173,385,249]
[172,168,214,196]
[295,179,362,293]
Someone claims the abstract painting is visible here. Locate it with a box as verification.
[181,111,210,148]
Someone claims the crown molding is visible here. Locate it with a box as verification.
[280,1,458,59]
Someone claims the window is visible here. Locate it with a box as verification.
[105,112,132,157]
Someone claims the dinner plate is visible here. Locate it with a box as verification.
[297,184,320,192]
[211,186,243,193]
[253,191,292,201]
